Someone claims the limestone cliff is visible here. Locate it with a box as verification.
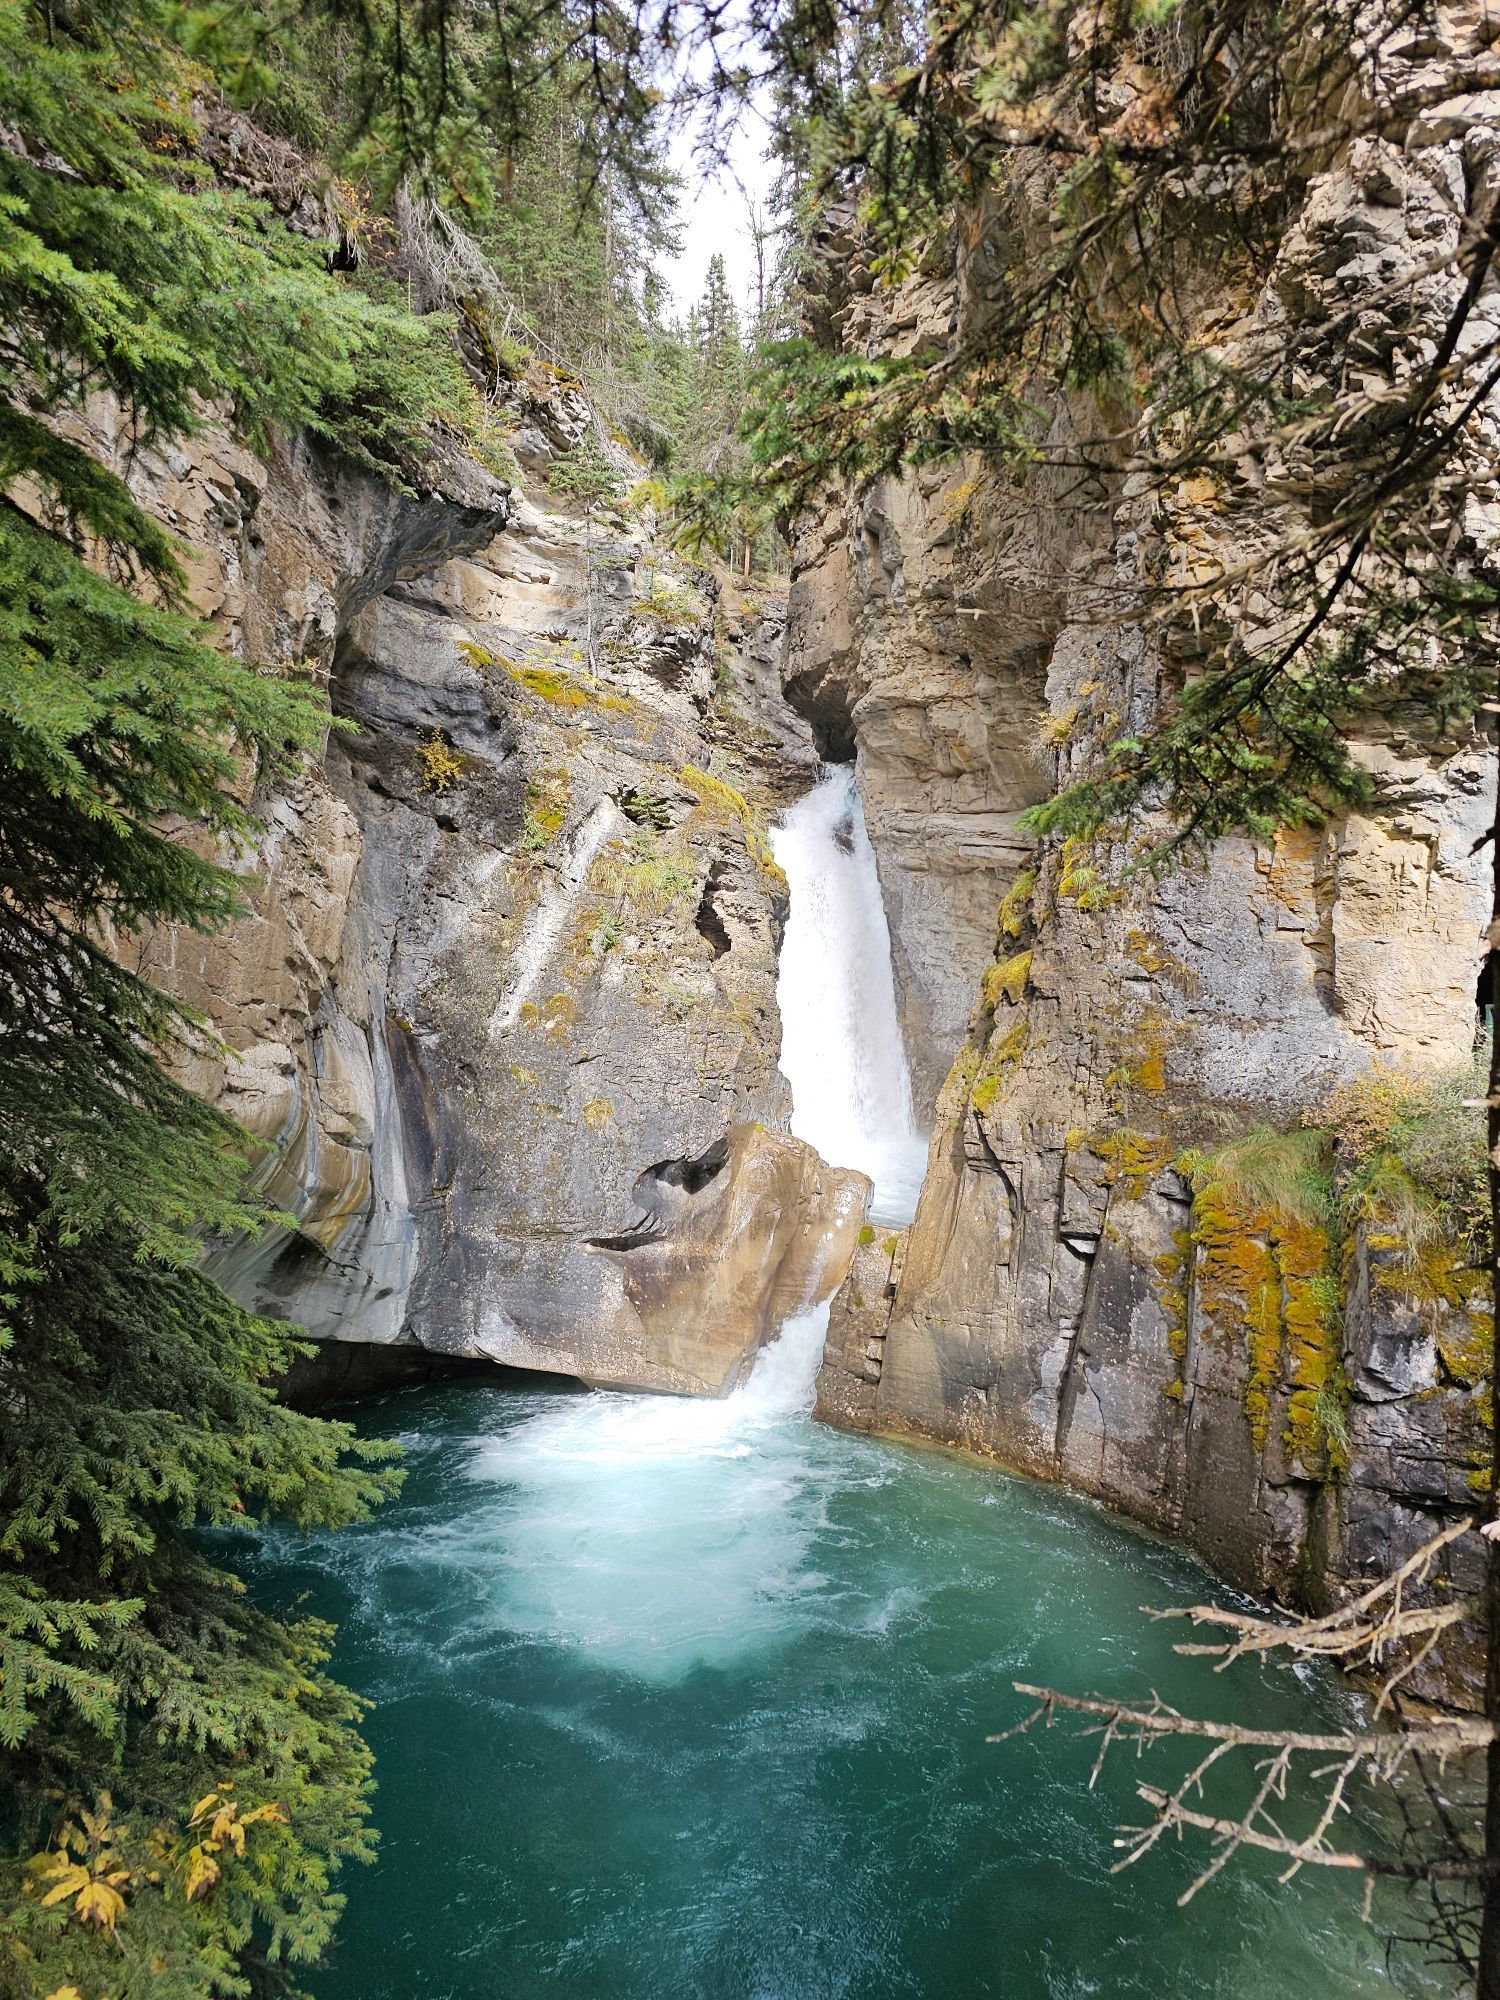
[805,45,1498,1696]
[94,363,864,1397]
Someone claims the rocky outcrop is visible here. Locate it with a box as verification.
[100,370,862,1394]
[804,45,1498,1697]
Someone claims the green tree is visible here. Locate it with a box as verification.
[0,4,474,1991]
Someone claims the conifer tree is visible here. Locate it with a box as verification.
[0,5,468,1993]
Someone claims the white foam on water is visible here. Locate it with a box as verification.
[769,765,928,1225]
[458,1305,844,1680]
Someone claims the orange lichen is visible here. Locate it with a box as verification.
[1134,1047,1166,1093]
[1088,1128,1172,1201]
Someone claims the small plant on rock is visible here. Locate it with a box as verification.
[419,729,465,794]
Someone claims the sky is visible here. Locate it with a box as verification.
[660,102,780,324]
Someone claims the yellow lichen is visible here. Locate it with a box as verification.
[1088,1128,1172,1202]
[1134,1048,1166,1093]
[457,639,501,670]
[1275,1217,1339,1467]
[1371,1238,1492,1456]
[522,767,570,851]
[971,1021,1029,1115]
[1184,1171,1342,1467]
[511,663,589,707]
[942,471,986,525]
[997,868,1038,940]
[940,1045,982,1112]
[1058,836,1116,912]
[1154,1233,1191,1371]
[981,949,1033,1012]
[1124,928,1197,997]
[679,764,785,885]
[524,992,577,1043]
[581,1097,614,1132]
[470,641,634,715]
[1038,703,1081,747]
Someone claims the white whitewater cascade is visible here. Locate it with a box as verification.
[459,772,928,1678]
[770,765,928,1225]
[463,1303,836,1678]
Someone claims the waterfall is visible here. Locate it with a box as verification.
[770,765,928,1226]
[442,768,925,1667]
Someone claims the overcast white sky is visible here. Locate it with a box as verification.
[660,103,780,324]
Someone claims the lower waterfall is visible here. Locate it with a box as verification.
[771,765,929,1225]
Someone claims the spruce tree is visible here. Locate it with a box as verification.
[0,5,468,1993]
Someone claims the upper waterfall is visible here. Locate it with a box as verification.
[770,766,928,1226]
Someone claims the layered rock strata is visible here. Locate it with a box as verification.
[94,373,863,1394]
[806,47,1499,1696]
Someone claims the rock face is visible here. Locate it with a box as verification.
[104,373,864,1395]
[804,63,1497,1698]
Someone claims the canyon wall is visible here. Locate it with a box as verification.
[63,44,1495,1693]
[806,54,1498,1694]
[86,367,864,1397]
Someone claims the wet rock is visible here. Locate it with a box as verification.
[803,39,1498,1703]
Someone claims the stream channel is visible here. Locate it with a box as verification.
[239,770,1439,1998]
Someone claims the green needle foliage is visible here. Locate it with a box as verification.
[0,4,456,1994]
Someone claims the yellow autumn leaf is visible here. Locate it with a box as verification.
[73,1878,126,1930]
[43,1986,84,2000]
[240,1803,287,1828]
[39,1865,90,1908]
[26,1849,74,1882]
[184,1845,220,1902]
[188,1792,220,1823]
